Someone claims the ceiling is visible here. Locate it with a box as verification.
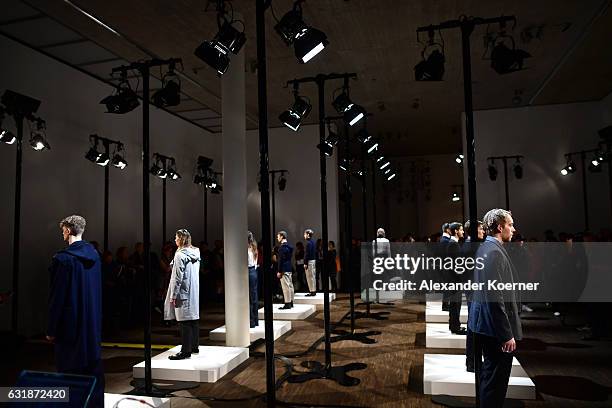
[3,0,612,156]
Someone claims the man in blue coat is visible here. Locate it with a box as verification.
[276,231,294,309]
[469,209,522,408]
[46,215,104,407]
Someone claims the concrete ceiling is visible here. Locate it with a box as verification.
[5,0,612,156]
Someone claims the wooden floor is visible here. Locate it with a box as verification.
[2,296,612,407]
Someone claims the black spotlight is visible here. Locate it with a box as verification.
[490,37,531,75]
[166,159,181,181]
[150,158,167,179]
[195,17,246,76]
[355,128,371,144]
[513,159,523,179]
[455,154,464,165]
[560,159,576,176]
[317,141,334,157]
[29,119,50,151]
[279,88,311,131]
[588,155,603,173]
[0,109,16,144]
[85,146,101,163]
[101,73,140,114]
[111,145,127,169]
[274,1,328,63]
[333,91,365,127]
[339,158,353,172]
[278,173,287,191]
[152,64,181,108]
[488,161,498,181]
[366,138,379,155]
[415,30,445,81]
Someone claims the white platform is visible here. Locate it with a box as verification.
[133,345,249,383]
[258,303,316,320]
[424,354,534,399]
[361,288,405,301]
[426,323,467,349]
[293,292,336,305]
[425,301,468,324]
[209,320,292,342]
[105,393,171,408]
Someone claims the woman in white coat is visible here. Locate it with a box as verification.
[164,229,201,360]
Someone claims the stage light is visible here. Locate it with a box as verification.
[455,154,464,164]
[194,17,246,76]
[167,168,181,180]
[274,1,328,63]
[490,37,531,75]
[588,160,602,173]
[560,160,576,176]
[339,158,353,172]
[355,128,371,144]
[379,161,390,170]
[111,144,127,169]
[150,157,167,179]
[101,72,139,114]
[415,30,445,81]
[451,191,461,202]
[279,90,311,131]
[332,91,365,127]
[513,158,523,179]
[278,173,287,191]
[95,151,110,166]
[387,172,397,181]
[317,141,334,156]
[151,64,181,108]
[366,138,379,155]
[29,132,50,151]
[85,146,100,163]
[384,168,390,175]
[0,129,16,145]
[29,119,50,151]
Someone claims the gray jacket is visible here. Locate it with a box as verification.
[164,246,201,321]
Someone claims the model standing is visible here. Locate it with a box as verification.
[47,215,104,407]
[164,229,201,360]
[247,231,259,328]
[276,230,294,309]
[303,228,317,296]
[469,209,522,407]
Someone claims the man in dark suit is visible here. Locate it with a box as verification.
[469,209,522,408]
[47,215,104,407]
[447,222,467,335]
[439,223,451,311]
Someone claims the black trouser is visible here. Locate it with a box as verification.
[248,266,259,327]
[475,333,514,408]
[466,301,473,367]
[448,291,462,332]
[179,319,199,354]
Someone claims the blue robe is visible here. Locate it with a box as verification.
[47,240,102,371]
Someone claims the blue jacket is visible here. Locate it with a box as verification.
[468,236,522,343]
[304,239,316,263]
[47,240,102,371]
[278,241,294,272]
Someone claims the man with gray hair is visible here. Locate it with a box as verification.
[468,209,522,407]
[47,215,104,407]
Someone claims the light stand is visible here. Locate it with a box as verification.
[371,157,394,307]
[268,169,288,238]
[354,148,389,321]
[110,58,181,397]
[562,141,612,231]
[330,113,381,345]
[1,90,43,337]
[486,155,523,210]
[450,184,465,224]
[150,153,181,245]
[85,134,126,251]
[284,73,366,386]
[417,15,518,407]
[255,1,276,405]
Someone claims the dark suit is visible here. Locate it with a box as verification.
[469,236,522,408]
[48,240,104,407]
[445,238,463,332]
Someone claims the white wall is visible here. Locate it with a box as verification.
[0,34,221,335]
[245,124,340,247]
[465,100,612,239]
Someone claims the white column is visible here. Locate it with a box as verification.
[222,39,250,347]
